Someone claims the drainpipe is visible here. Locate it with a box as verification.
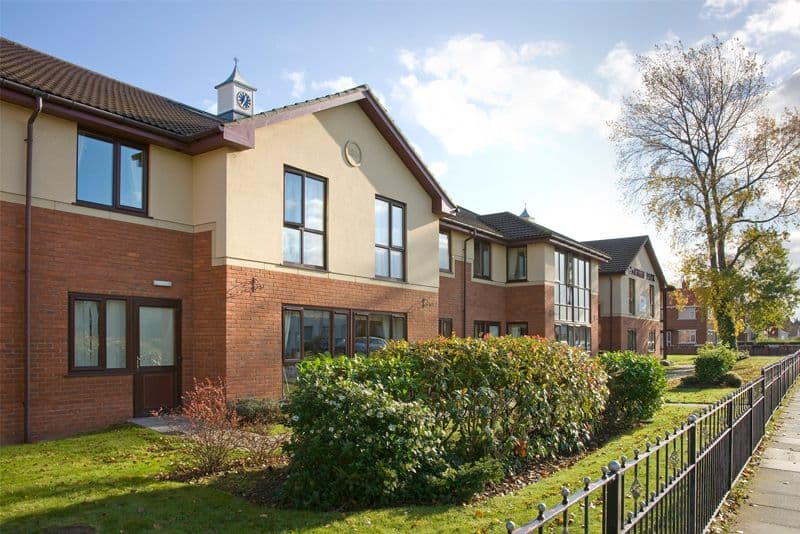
[24,95,43,443]
[609,277,613,350]
[662,284,675,361]
[462,229,476,336]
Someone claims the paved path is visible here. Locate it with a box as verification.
[731,387,800,533]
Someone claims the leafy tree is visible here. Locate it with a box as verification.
[611,37,800,345]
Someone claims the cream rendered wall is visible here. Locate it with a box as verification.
[224,103,439,290]
[608,247,661,320]
[528,242,554,284]
[193,148,228,259]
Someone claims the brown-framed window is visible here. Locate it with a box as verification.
[627,329,637,351]
[282,306,406,361]
[649,284,655,317]
[438,317,453,337]
[473,239,491,279]
[555,324,591,352]
[76,132,147,214]
[474,320,501,337]
[628,278,636,315]
[507,322,528,337]
[439,231,451,272]
[375,197,405,280]
[507,246,527,281]
[283,167,326,268]
[69,293,129,372]
[555,250,591,324]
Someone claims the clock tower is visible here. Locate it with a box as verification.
[215,58,256,121]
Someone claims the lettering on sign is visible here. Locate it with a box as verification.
[627,266,657,282]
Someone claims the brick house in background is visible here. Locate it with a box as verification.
[663,286,718,355]
[581,236,668,357]
[438,207,609,352]
[0,38,452,443]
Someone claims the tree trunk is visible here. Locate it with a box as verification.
[714,307,737,348]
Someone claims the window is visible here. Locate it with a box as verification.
[507,246,527,281]
[677,306,697,320]
[283,168,326,268]
[69,294,128,372]
[473,240,491,279]
[555,324,591,352]
[474,321,501,337]
[647,331,656,352]
[508,322,528,337]
[707,330,718,344]
[355,312,406,354]
[627,329,637,351]
[555,250,591,327]
[666,331,673,347]
[439,232,451,272]
[628,278,636,315]
[375,197,405,280]
[77,132,147,213]
[649,285,656,317]
[438,317,453,337]
[678,329,697,345]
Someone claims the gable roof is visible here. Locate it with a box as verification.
[442,207,609,261]
[0,38,454,212]
[0,37,222,138]
[582,235,667,285]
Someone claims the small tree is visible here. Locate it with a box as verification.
[180,378,240,474]
[611,37,800,346]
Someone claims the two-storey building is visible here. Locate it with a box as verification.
[664,285,718,355]
[0,38,452,443]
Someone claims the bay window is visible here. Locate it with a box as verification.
[507,246,527,281]
[555,250,592,351]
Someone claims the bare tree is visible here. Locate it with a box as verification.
[611,37,800,345]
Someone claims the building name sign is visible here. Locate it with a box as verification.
[627,266,656,282]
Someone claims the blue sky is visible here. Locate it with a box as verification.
[2,0,798,282]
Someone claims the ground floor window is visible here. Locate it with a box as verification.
[283,306,406,361]
[70,294,128,371]
[627,329,637,351]
[507,322,528,337]
[438,317,453,337]
[647,330,656,353]
[474,321,501,338]
[666,330,673,347]
[678,329,697,345]
[707,330,718,344]
[555,323,591,351]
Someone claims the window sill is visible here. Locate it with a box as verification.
[473,275,492,281]
[506,278,528,284]
[65,369,135,378]
[282,262,328,273]
[374,275,406,283]
[73,201,151,219]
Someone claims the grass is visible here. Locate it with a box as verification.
[0,406,695,533]
[664,356,783,404]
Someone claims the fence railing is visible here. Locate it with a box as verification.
[506,351,800,534]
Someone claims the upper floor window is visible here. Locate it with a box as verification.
[649,285,656,317]
[375,197,405,280]
[677,306,697,320]
[507,246,527,281]
[473,240,491,279]
[283,168,326,268]
[77,132,146,213]
[439,232,451,272]
[628,278,636,315]
[555,250,591,324]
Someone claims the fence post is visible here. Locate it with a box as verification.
[604,460,622,533]
[748,386,754,452]
[762,368,768,428]
[727,396,734,489]
[687,415,697,534]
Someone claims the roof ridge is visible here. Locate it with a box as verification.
[0,37,222,124]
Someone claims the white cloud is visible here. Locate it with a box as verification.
[702,0,752,18]
[391,34,615,155]
[311,76,358,94]
[767,50,797,72]
[282,71,306,99]
[398,49,418,70]
[519,40,567,58]
[429,161,448,178]
[597,42,641,100]
[201,98,217,114]
[734,0,800,43]
[768,68,800,114]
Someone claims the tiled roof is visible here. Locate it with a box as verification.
[442,206,503,237]
[582,235,651,274]
[0,37,223,138]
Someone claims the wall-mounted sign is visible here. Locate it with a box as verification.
[628,266,656,282]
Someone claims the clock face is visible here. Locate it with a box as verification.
[236,90,252,110]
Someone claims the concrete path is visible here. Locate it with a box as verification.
[129,415,190,434]
[731,387,800,533]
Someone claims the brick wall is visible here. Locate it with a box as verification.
[600,315,662,357]
[0,201,196,443]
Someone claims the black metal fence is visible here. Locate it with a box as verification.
[507,351,800,534]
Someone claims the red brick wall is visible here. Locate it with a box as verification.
[224,265,439,399]
[599,315,662,357]
[0,201,196,443]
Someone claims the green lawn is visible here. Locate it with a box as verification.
[664,356,783,404]
[1,405,696,533]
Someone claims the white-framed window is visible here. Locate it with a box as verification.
[707,330,718,344]
[666,331,673,347]
[677,306,697,320]
[678,329,697,345]
[647,331,656,352]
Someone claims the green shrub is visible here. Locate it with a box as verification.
[411,457,505,503]
[721,371,743,388]
[231,397,286,425]
[281,355,445,508]
[695,344,737,384]
[599,351,666,428]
